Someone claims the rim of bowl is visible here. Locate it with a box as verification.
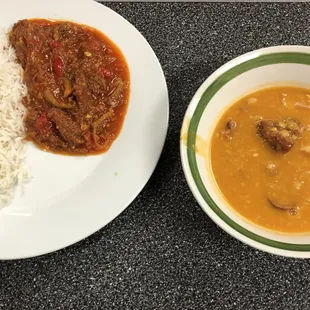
[180,45,310,258]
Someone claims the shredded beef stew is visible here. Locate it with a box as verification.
[9,19,130,154]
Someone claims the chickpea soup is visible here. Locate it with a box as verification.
[210,86,310,233]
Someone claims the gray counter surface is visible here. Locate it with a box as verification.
[1,2,310,310]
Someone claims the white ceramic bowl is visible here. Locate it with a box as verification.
[180,46,310,258]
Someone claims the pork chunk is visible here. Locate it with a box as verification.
[256,118,302,153]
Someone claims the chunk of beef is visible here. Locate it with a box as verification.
[256,118,302,153]
[73,59,107,100]
[9,20,31,68]
[87,74,107,95]
[73,69,96,109]
[108,79,124,107]
[219,118,237,140]
[226,119,237,130]
[48,109,85,145]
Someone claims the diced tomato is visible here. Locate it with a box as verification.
[113,62,125,72]
[84,131,92,143]
[36,113,51,134]
[99,68,113,78]
[49,40,62,49]
[53,55,64,77]
[90,40,100,51]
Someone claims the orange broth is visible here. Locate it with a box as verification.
[211,86,310,233]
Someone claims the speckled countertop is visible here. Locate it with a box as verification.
[2,2,310,310]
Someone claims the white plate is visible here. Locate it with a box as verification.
[0,0,168,259]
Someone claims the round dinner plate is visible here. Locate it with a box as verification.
[0,0,168,259]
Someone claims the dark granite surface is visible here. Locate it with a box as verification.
[2,2,310,310]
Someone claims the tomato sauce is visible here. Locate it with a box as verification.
[10,19,130,155]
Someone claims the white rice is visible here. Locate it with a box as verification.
[0,29,30,207]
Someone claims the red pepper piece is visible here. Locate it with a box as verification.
[49,40,62,49]
[99,68,113,78]
[36,113,51,134]
[53,55,64,77]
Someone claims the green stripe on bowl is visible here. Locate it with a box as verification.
[187,52,310,251]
